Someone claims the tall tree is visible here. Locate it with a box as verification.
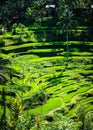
[57,5,77,66]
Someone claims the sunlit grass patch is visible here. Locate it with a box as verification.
[27,97,62,115]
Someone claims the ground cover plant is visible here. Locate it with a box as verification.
[0,23,93,129]
[0,0,93,129]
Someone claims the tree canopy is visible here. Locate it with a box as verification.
[0,0,92,28]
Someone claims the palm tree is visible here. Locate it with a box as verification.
[57,5,77,66]
[64,0,90,8]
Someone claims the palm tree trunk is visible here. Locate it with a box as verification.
[66,29,69,66]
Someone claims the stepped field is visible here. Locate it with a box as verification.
[0,27,93,129]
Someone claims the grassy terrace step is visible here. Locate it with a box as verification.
[11,56,92,77]
[79,97,93,105]
[12,70,91,99]
[2,41,93,49]
[28,84,93,115]
[52,82,92,97]
[26,85,93,115]
[26,68,92,92]
[10,54,92,79]
[11,55,65,65]
[63,85,93,102]
[69,52,93,56]
[19,64,92,108]
[1,43,65,54]
[12,55,93,69]
[1,32,93,122]
[26,97,63,115]
[1,43,93,62]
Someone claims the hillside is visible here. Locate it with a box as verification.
[0,23,93,129]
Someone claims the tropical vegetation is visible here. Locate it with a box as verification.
[0,0,93,130]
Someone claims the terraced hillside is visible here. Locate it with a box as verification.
[0,28,93,129]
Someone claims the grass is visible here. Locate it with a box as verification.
[27,97,62,115]
[0,26,93,129]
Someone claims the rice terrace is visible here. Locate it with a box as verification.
[0,0,93,130]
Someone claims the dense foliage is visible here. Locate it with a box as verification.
[0,0,93,28]
[0,0,93,130]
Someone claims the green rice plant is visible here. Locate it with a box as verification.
[0,23,93,130]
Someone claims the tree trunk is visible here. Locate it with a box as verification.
[66,29,69,66]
